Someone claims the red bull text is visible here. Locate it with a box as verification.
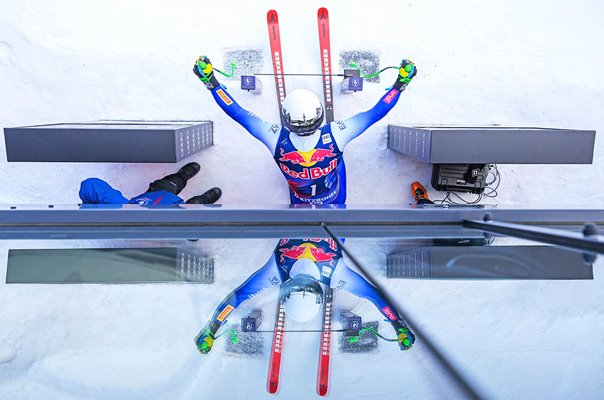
[279,158,338,180]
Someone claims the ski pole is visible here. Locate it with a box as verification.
[347,326,398,343]
[215,328,239,344]
[254,72,346,77]
[348,62,399,79]
[214,62,237,78]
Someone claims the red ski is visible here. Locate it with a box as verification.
[317,8,335,396]
[266,12,287,392]
[267,300,286,394]
[317,7,334,122]
[317,286,334,396]
[266,10,287,115]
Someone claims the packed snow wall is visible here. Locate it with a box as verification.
[1,2,604,400]
[0,0,602,206]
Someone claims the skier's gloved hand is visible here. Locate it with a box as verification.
[393,59,417,92]
[193,55,220,90]
[396,327,415,351]
[392,319,415,351]
[195,328,215,354]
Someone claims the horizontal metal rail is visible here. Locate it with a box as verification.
[0,206,602,240]
[463,218,604,255]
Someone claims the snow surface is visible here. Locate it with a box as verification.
[1,0,604,399]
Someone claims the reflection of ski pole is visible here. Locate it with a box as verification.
[213,62,237,77]
[347,326,398,344]
[255,72,346,77]
[253,64,399,79]
[234,328,347,333]
[215,327,239,343]
[348,62,399,79]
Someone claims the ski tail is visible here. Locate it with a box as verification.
[266,9,287,119]
[317,286,334,396]
[267,298,286,394]
[317,7,334,123]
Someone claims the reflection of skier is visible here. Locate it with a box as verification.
[195,238,414,354]
[79,162,222,205]
[193,55,417,205]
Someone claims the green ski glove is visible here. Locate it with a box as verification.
[393,59,417,92]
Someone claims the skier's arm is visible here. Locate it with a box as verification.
[330,260,415,350]
[195,254,283,354]
[333,59,417,149]
[193,56,280,153]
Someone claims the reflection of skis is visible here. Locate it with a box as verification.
[317,7,335,397]
[267,299,286,394]
[317,286,334,396]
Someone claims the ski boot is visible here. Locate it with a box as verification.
[411,181,433,205]
[193,55,220,90]
[186,187,222,204]
[393,59,417,91]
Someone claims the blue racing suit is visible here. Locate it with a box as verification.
[209,86,403,204]
[205,238,404,331]
[79,178,184,206]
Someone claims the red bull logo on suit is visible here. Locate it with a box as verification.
[279,158,338,180]
[279,242,337,266]
[279,145,336,167]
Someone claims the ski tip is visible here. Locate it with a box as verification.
[318,7,328,19]
[267,382,279,394]
[267,10,279,23]
[317,384,328,397]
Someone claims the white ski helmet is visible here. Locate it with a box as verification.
[281,89,324,136]
[282,275,324,322]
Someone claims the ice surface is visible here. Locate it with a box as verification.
[1,0,604,399]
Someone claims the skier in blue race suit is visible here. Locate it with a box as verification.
[79,162,222,206]
[193,55,417,205]
[195,238,415,354]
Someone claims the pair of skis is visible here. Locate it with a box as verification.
[265,8,335,397]
[267,288,335,396]
[266,7,334,123]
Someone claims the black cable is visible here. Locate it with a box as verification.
[483,164,501,199]
[432,164,501,205]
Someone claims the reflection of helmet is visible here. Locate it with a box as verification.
[282,275,324,322]
[281,89,324,136]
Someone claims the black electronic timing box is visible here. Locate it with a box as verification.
[431,164,489,194]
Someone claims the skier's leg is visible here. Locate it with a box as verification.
[147,162,200,195]
[79,178,129,204]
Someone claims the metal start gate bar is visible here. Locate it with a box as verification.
[0,205,602,255]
